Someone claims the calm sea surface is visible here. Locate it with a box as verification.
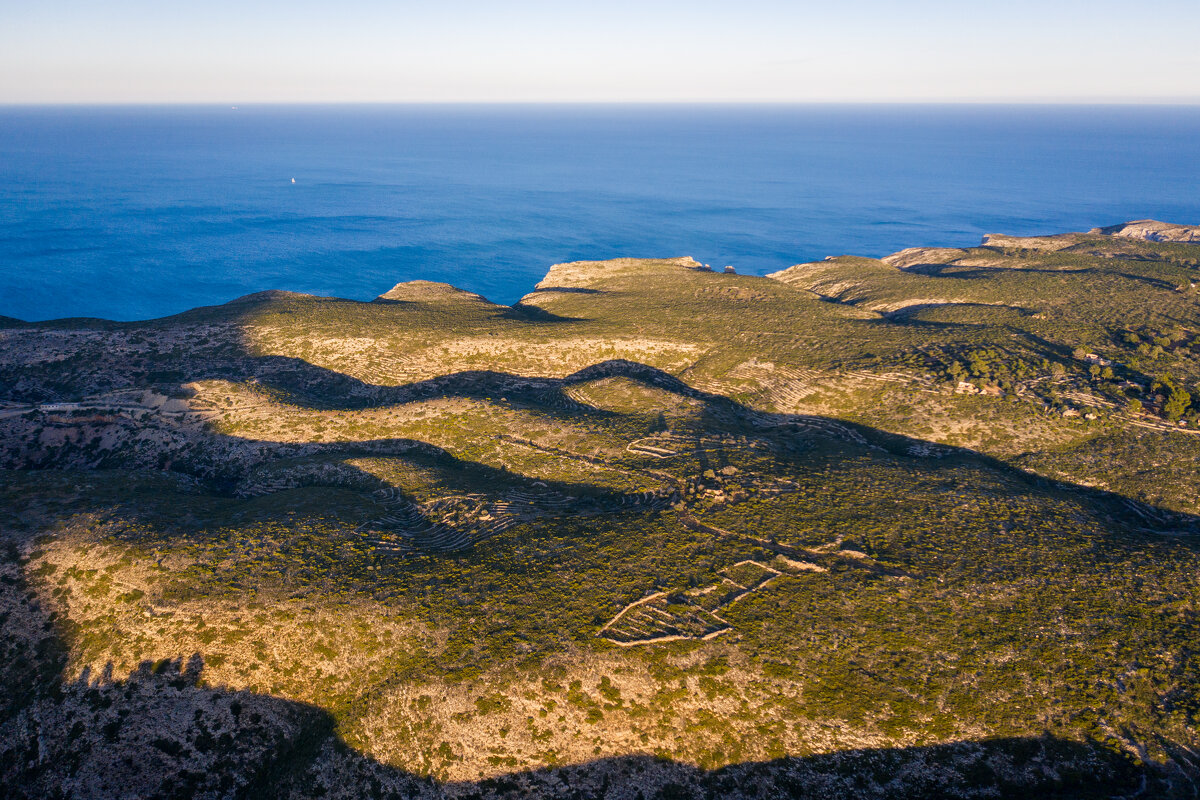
[2,105,1199,321]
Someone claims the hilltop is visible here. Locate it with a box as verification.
[2,222,1200,798]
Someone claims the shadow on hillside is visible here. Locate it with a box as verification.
[502,301,586,323]
[246,357,610,417]
[893,264,994,279]
[8,353,1200,542]
[7,349,1200,794]
[245,356,1200,536]
[881,301,1038,318]
[8,424,683,556]
[902,256,1184,287]
[0,558,1179,800]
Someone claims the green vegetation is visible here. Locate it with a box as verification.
[2,225,1200,797]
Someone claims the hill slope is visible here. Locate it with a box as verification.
[2,222,1200,797]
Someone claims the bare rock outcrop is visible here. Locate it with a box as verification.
[1091,219,1200,243]
[979,232,1079,251]
[532,256,701,292]
[880,247,969,269]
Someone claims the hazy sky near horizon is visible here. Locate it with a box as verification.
[3,0,1198,104]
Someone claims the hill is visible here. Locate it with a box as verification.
[2,222,1200,797]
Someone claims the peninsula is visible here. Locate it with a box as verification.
[3,221,1200,798]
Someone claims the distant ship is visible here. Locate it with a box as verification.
[291,178,296,184]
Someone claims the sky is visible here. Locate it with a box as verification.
[2,0,1199,104]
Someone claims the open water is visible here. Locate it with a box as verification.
[1,104,1199,321]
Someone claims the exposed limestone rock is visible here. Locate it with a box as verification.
[1091,219,1200,243]
[880,247,970,269]
[532,256,701,291]
[980,232,1079,251]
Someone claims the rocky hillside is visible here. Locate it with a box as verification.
[2,222,1200,798]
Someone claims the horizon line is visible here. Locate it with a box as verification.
[3,99,1200,108]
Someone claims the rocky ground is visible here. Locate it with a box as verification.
[3,222,1200,797]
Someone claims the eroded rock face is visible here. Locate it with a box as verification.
[1091,219,1200,243]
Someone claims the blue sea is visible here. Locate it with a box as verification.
[2,104,1199,322]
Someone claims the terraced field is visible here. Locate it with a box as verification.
[601,559,830,646]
